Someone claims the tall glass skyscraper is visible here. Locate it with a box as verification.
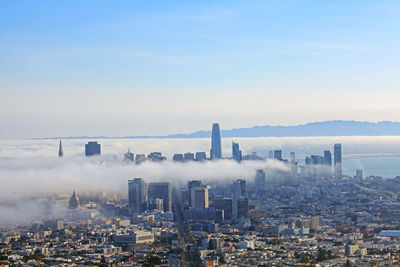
[85,141,101,156]
[232,141,242,162]
[324,150,332,166]
[148,182,172,212]
[334,144,342,178]
[210,123,222,159]
[255,169,266,191]
[232,179,246,220]
[58,140,63,157]
[128,178,148,214]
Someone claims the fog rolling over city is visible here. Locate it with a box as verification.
[2,0,400,264]
[0,154,287,224]
[0,157,288,201]
[1,133,400,225]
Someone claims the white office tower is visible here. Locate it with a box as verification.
[191,186,209,208]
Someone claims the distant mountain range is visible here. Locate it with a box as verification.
[33,120,400,140]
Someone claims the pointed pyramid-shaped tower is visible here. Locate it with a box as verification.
[58,140,64,157]
[69,190,80,209]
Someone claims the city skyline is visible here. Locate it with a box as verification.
[1,1,400,139]
[1,1,400,265]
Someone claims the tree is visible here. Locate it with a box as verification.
[219,253,226,265]
[145,254,162,266]
[316,248,336,262]
[0,255,8,261]
[344,259,352,267]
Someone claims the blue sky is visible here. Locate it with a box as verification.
[1,0,399,138]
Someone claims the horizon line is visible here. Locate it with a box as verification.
[27,120,400,140]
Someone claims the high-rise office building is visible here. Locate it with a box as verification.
[173,154,184,162]
[58,140,64,157]
[238,179,246,197]
[124,149,134,162]
[148,182,172,212]
[237,197,249,219]
[274,150,282,161]
[172,154,183,162]
[334,144,342,178]
[149,198,163,211]
[255,170,266,191]
[191,186,209,208]
[232,142,242,162]
[85,141,101,156]
[128,178,148,214]
[290,162,298,174]
[214,196,233,221]
[290,152,295,162]
[355,169,363,181]
[210,123,222,159]
[222,198,233,221]
[135,154,146,164]
[184,152,195,161]
[311,155,324,165]
[233,180,246,220]
[213,195,223,206]
[311,216,320,231]
[307,155,327,177]
[195,152,207,161]
[324,150,332,166]
[188,180,202,207]
[289,152,298,174]
[147,152,166,162]
[149,198,164,210]
[233,180,242,197]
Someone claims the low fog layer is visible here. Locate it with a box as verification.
[1,136,400,225]
[0,156,287,225]
[1,136,400,200]
[0,156,288,202]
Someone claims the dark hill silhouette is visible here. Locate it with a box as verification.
[33,120,400,140]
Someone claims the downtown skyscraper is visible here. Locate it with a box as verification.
[232,142,242,162]
[324,150,332,166]
[188,180,202,207]
[148,182,172,212]
[334,144,342,178]
[58,140,63,157]
[210,123,222,159]
[85,141,101,156]
[233,179,247,221]
[190,186,209,208]
[128,178,148,214]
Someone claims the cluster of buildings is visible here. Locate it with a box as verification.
[4,170,400,266]
[2,123,400,266]
[302,143,343,178]
[59,125,346,187]
[128,179,172,214]
[0,210,175,266]
[264,144,343,179]
[58,123,247,164]
[181,178,249,224]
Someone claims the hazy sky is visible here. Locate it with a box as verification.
[1,0,399,139]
